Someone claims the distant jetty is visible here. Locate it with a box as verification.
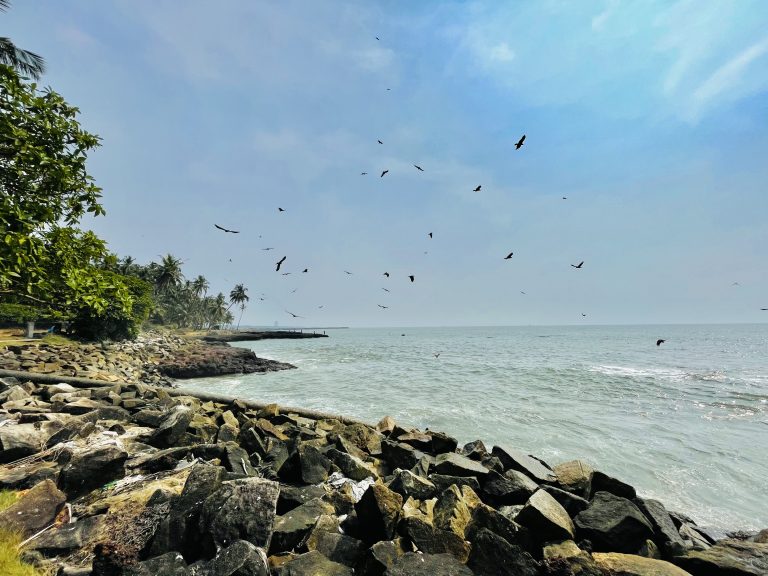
[201,330,330,343]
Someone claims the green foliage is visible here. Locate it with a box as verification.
[0,303,42,322]
[0,1,46,80]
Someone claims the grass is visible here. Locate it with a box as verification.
[0,530,46,576]
[0,490,18,512]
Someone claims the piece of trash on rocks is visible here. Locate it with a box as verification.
[325,471,375,502]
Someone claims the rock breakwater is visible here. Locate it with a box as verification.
[0,374,766,575]
[0,331,295,386]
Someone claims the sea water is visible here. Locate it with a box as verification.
[181,324,768,531]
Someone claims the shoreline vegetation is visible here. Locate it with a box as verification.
[0,337,766,575]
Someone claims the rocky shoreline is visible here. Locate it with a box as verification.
[201,331,329,343]
[0,331,296,386]
[0,373,765,575]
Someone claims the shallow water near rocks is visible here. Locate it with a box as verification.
[182,324,768,531]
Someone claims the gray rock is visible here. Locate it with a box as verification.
[399,516,471,562]
[460,439,488,461]
[433,452,489,478]
[271,498,337,553]
[429,474,481,495]
[0,422,50,463]
[28,515,104,554]
[388,468,436,500]
[381,440,422,470]
[634,498,687,557]
[298,444,332,484]
[491,445,556,483]
[482,469,538,506]
[354,482,403,544]
[574,491,654,553]
[0,459,60,490]
[149,406,193,447]
[123,552,190,576]
[541,485,590,517]
[358,539,411,576]
[516,488,575,542]
[60,444,128,497]
[0,479,66,538]
[304,531,365,568]
[467,528,539,576]
[428,431,458,454]
[200,477,280,551]
[552,459,593,498]
[589,470,636,499]
[276,550,353,576]
[467,503,532,551]
[189,540,269,576]
[278,484,327,515]
[384,552,474,576]
[326,448,378,481]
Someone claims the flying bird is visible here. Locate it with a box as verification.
[473,185,481,192]
[562,197,567,200]
[262,247,274,251]
[275,256,286,271]
[278,207,285,212]
[504,252,514,260]
[282,272,291,276]
[377,304,388,309]
[383,272,390,277]
[433,352,440,358]
[382,288,390,293]
[515,134,526,150]
[520,291,526,295]
[581,313,587,317]
[428,232,433,238]
[375,36,379,40]
[303,268,308,273]
[381,170,389,177]
[656,339,666,346]
[408,275,415,282]
[761,308,768,311]
[291,288,297,293]
[344,271,353,275]
[286,311,303,318]
[361,172,368,175]
[318,305,324,309]
[571,261,584,269]
[732,282,740,286]
[214,224,239,234]
[414,165,424,171]
[378,140,383,144]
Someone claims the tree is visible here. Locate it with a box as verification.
[229,284,249,330]
[154,254,184,295]
[0,1,45,80]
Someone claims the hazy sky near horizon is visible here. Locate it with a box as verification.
[6,1,768,327]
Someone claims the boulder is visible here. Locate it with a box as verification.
[388,469,436,500]
[590,470,636,499]
[516,488,575,542]
[149,406,194,448]
[326,448,377,482]
[481,469,538,506]
[0,479,65,538]
[395,431,433,451]
[60,444,128,496]
[0,460,60,490]
[460,439,488,461]
[673,539,768,576]
[433,484,473,538]
[399,516,470,562]
[467,503,531,551]
[574,491,654,553]
[275,550,353,576]
[491,445,557,483]
[541,485,590,517]
[593,552,693,576]
[384,552,474,576]
[199,477,280,551]
[341,423,382,454]
[376,416,396,435]
[354,482,403,544]
[277,484,327,515]
[429,474,481,495]
[298,444,332,484]
[467,528,539,576]
[271,498,337,553]
[0,422,50,463]
[304,531,365,568]
[381,440,421,470]
[190,540,269,576]
[428,431,458,454]
[28,515,104,555]
[634,498,687,557]
[433,452,489,478]
[121,551,190,576]
[553,460,593,498]
[358,539,411,576]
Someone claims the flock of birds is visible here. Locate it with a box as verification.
[210,36,767,344]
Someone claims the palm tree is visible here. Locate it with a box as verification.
[191,275,209,298]
[154,254,184,295]
[1,1,46,79]
[229,284,249,330]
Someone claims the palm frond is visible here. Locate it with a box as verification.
[0,37,46,79]
[0,1,11,13]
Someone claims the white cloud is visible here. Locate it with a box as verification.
[488,42,514,63]
[591,0,618,31]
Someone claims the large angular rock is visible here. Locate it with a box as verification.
[593,552,692,576]
[0,422,50,463]
[149,406,194,447]
[467,528,539,576]
[298,444,332,484]
[271,498,337,553]
[200,477,280,551]
[553,459,593,498]
[326,448,378,481]
[122,551,190,576]
[574,491,654,553]
[673,539,768,576]
[590,470,636,499]
[481,469,538,506]
[0,479,65,538]
[433,484,473,538]
[275,550,353,575]
[277,484,327,515]
[384,552,474,576]
[190,540,269,576]
[429,474,481,495]
[399,516,471,562]
[433,452,489,478]
[28,515,104,555]
[304,531,365,568]
[492,445,556,483]
[354,482,403,544]
[516,488,575,542]
[389,468,436,500]
[381,440,421,470]
[0,460,60,490]
[467,503,531,551]
[60,444,128,496]
[358,539,411,576]
[460,439,488,461]
[541,485,590,517]
[634,498,687,557]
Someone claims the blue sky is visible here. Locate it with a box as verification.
[5,1,768,327]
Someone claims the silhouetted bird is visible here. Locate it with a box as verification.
[761,308,768,311]
[361,172,368,175]
[278,207,285,212]
[344,271,353,275]
[303,269,308,273]
[428,232,433,238]
[656,339,665,346]
[262,247,274,250]
[382,288,390,293]
[214,224,239,233]
[433,352,440,358]
[378,140,383,144]
[375,37,379,40]
[515,134,526,150]
[571,261,584,269]
[581,313,587,317]
[732,282,740,286]
[318,305,324,309]
[383,272,390,277]
[520,291,526,295]
[378,304,388,309]
[504,252,513,259]
[286,311,302,318]
[562,197,567,200]
[282,272,291,276]
[409,275,415,282]
[275,256,286,271]
[414,165,424,171]
[381,170,389,177]
[473,185,481,192]
[291,288,297,293]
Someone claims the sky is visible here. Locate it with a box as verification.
[4,0,768,327]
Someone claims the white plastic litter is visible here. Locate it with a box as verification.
[326,472,375,503]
